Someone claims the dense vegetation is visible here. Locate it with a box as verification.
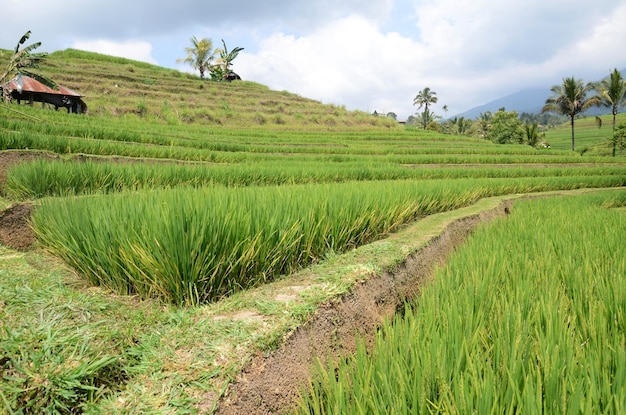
[410,69,626,156]
[2,95,624,305]
[31,176,625,306]
[299,191,626,414]
[1,48,625,413]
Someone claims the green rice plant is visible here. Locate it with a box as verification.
[28,179,486,305]
[5,152,626,200]
[5,107,624,171]
[298,190,626,414]
[0,110,588,160]
[30,178,626,307]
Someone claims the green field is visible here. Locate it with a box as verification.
[543,112,626,155]
[1,50,625,413]
[299,190,626,414]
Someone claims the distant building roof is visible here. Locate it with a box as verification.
[2,75,82,97]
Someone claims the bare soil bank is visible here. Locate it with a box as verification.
[217,201,511,414]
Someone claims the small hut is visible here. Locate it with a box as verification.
[1,75,86,114]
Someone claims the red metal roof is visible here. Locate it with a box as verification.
[2,75,82,97]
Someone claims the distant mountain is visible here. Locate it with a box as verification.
[455,87,549,120]
[454,69,626,120]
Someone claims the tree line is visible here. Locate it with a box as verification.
[409,70,626,155]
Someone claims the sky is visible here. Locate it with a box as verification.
[2,0,626,120]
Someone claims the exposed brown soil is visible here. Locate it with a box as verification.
[0,150,206,250]
[216,201,511,414]
[0,202,37,251]
[0,151,48,251]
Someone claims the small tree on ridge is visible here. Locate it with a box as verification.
[177,36,214,79]
[542,77,600,152]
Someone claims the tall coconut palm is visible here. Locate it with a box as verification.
[413,87,438,113]
[1,30,56,102]
[542,77,600,152]
[595,68,626,156]
[177,36,214,79]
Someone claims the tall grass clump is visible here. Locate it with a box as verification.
[31,179,505,306]
[298,190,626,414]
[0,322,125,414]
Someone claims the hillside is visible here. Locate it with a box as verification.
[5,48,397,129]
[455,87,549,119]
[543,112,626,153]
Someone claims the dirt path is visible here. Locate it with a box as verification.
[216,201,511,414]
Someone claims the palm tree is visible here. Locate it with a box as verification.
[1,30,56,102]
[413,87,438,130]
[413,87,438,113]
[524,122,541,147]
[451,116,472,135]
[212,39,244,81]
[542,77,600,152]
[477,111,492,139]
[177,36,214,79]
[415,108,441,129]
[595,68,626,156]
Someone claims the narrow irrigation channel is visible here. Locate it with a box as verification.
[216,199,513,414]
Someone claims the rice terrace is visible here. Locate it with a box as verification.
[1,45,626,414]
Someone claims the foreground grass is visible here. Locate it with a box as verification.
[299,189,626,414]
[1,193,521,414]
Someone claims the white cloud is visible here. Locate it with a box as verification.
[235,0,626,120]
[544,2,626,78]
[237,16,426,118]
[70,40,157,64]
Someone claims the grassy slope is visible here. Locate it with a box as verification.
[543,113,626,155]
[35,49,397,129]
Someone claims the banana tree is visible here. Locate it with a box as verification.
[1,30,56,102]
[210,39,244,81]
